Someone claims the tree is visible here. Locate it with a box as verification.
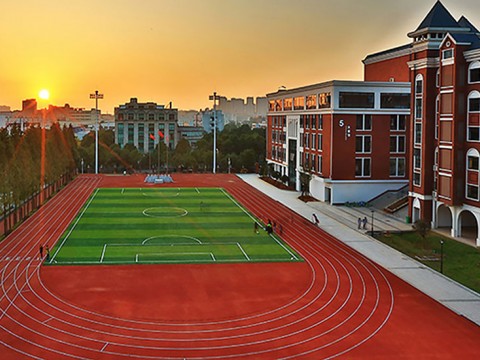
[414,219,431,247]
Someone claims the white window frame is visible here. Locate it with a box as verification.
[466,148,480,201]
[355,158,371,178]
[390,135,406,153]
[390,157,406,177]
[467,91,480,142]
[468,61,480,84]
[355,135,372,153]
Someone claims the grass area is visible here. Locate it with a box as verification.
[48,187,301,265]
[376,231,480,293]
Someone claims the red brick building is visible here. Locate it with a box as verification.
[266,80,410,204]
[404,1,480,246]
[266,1,480,246]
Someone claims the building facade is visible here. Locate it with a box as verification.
[405,2,480,245]
[266,80,410,204]
[115,98,178,153]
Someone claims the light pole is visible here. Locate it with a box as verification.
[440,240,444,274]
[371,210,374,237]
[89,90,104,174]
[209,92,219,174]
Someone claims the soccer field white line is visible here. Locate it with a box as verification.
[236,243,250,261]
[49,188,99,263]
[135,253,216,263]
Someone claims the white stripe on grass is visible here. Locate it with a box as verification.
[237,243,250,261]
[50,188,99,263]
[220,188,298,260]
[100,244,107,263]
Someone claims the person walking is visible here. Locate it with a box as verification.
[358,217,362,229]
[39,245,44,260]
[312,213,319,227]
[46,245,50,262]
[362,216,368,230]
[266,219,273,235]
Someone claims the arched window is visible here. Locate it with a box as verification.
[469,61,480,83]
[466,148,480,200]
[467,91,480,141]
[415,74,423,94]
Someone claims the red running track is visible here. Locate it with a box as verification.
[0,174,479,359]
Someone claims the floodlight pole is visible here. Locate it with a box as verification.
[90,90,104,174]
[210,92,218,174]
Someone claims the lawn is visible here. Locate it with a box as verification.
[376,231,480,293]
[48,187,301,265]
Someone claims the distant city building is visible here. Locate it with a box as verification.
[177,125,204,148]
[0,105,10,112]
[267,81,410,204]
[114,98,178,153]
[216,96,267,123]
[202,110,225,133]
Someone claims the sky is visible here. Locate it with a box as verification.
[1,0,479,112]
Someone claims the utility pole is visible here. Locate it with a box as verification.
[209,92,219,174]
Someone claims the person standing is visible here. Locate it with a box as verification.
[358,217,362,229]
[39,244,44,260]
[46,245,50,262]
[266,219,273,235]
[362,216,368,230]
[312,214,319,226]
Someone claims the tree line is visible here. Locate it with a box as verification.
[1,122,266,236]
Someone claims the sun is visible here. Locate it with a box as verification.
[39,89,50,100]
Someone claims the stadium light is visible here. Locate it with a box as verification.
[89,90,104,174]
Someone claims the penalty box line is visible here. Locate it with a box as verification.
[135,252,216,263]
[99,242,251,263]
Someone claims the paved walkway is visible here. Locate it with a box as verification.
[238,174,480,326]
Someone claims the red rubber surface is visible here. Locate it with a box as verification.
[1,174,479,359]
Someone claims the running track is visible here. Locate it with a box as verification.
[1,174,479,359]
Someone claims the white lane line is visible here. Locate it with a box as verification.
[101,342,109,352]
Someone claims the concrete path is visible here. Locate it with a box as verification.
[238,174,480,326]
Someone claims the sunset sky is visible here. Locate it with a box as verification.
[1,0,479,112]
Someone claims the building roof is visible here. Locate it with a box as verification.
[457,16,480,34]
[448,33,480,49]
[363,43,411,64]
[415,1,460,31]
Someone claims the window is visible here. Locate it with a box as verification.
[138,123,145,152]
[339,92,374,109]
[466,150,480,200]
[355,158,371,177]
[468,155,479,170]
[318,93,331,108]
[435,96,440,139]
[127,123,134,144]
[275,99,282,111]
[148,124,154,150]
[390,158,406,177]
[311,115,317,129]
[294,97,305,110]
[117,123,124,145]
[415,98,423,119]
[414,123,422,144]
[269,100,275,111]
[468,91,480,112]
[415,75,423,94]
[468,91,480,141]
[318,155,323,174]
[390,115,406,131]
[390,136,405,153]
[356,114,372,130]
[355,135,371,153]
[380,93,410,109]
[306,95,317,109]
[414,148,421,169]
[318,114,323,130]
[317,134,322,150]
[469,61,480,83]
[413,171,421,186]
[436,69,440,88]
[442,48,453,60]
[283,98,293,111]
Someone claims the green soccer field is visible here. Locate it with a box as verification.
[48,187,302,265]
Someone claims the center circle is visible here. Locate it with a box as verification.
[142,207,188,217]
